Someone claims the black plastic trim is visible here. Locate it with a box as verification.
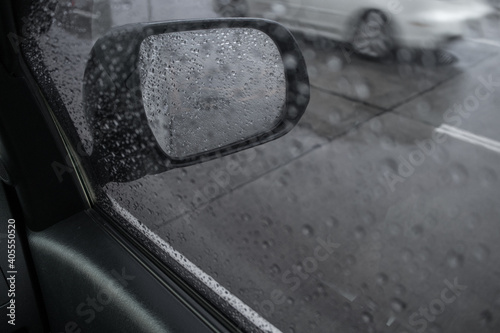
[27,210,232,333]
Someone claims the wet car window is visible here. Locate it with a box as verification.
[22,0,500,332]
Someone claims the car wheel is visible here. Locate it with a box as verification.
[351,10,395,59]
[213,0,248,17]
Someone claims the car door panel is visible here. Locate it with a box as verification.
[26,210,232,333]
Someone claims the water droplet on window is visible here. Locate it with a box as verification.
[302,224,314,237]
[446,250,464,268]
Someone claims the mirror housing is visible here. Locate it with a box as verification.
[83,19,309,183]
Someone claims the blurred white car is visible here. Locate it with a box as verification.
[213,0,495,58]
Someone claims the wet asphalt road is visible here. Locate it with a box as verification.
[38,1,500,332]
[121,39,500,333]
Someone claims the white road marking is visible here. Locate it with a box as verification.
[436,124,500,154]
[466,38,500,48]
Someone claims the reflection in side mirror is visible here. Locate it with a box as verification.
[140,28,286,159]
[83,19,309,183]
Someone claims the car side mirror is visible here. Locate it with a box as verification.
[83,19,309,183]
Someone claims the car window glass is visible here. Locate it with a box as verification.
[22,0,500,332]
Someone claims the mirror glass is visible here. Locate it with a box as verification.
[139,28,286,159]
